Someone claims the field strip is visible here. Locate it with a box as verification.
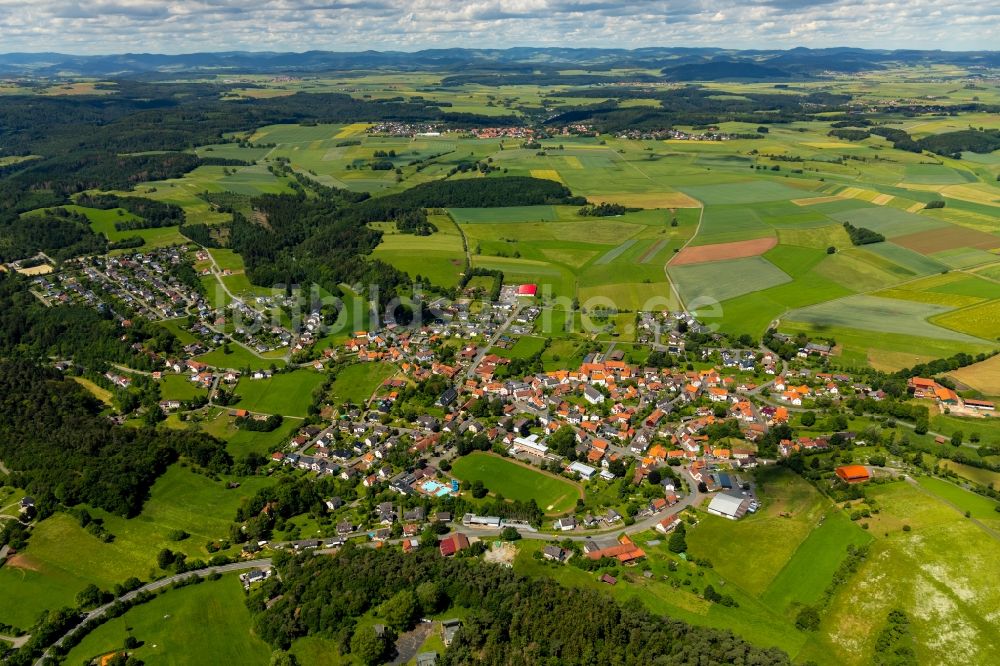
[791,195,847,206]
[638,239,668,264]
[671,236,777,266]
[872,194,894,205]
[906,202,926,213]
[595,239,638,265]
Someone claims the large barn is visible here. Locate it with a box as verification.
[707,493,750,520]
[835,465,871,484]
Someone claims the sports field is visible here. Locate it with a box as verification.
[450,451,581,515]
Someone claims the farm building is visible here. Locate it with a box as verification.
[517,284,538,296]
[707,493,750,520]
[965,399,995,411]
[835,465,870,484]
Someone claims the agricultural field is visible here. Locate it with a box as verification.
[948,353,1000,395]
[371,214,466,288]
[450,452,581,514]
[63,575,270,666]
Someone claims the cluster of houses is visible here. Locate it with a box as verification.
[33,247,202,322]
[908,377,995,414]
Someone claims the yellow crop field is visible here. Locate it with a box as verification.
[932,299,1000,341]
[334,123,370,138]
[530,169,564,183]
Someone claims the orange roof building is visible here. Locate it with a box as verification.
[835,465,870,484]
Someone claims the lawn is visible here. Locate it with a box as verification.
[328,362,397,406]
[159,374,208,402]
[196,343,287,371]
[450,452,581,515]
[63,575,271,666]
[234,369,327,417]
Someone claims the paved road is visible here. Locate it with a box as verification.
[33,559,272,666]
[465,304,523,379]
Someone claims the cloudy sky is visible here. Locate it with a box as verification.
[1,0,995,54]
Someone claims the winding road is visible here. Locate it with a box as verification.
[32,559,272,666]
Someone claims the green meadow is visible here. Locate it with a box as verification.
[63,575,270,666]
[233,369,327,417]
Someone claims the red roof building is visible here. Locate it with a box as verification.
[835,465,870,484]
[439,532,470,557]
[517,284,538,296]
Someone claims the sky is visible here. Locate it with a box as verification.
[0,0,996,54]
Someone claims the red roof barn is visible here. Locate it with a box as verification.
[517,284,538,296]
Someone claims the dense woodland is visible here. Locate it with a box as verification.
[0,361,231,520]
[251,546,790,666]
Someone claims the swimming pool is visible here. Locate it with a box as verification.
[421,480,452,497]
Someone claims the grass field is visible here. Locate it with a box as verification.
[159,374,208,402]
[72,376,114,406]
[687,469,836,598]
[328,362,396,406]
[0,466,274,628]
[450,452,581,514]
[196,343,287,371]
[63,575,270,666]
[234,369,326,417]
[371,215,465,288]
[199,409,301,457]
[803,480,1000,666]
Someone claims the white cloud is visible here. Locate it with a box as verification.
[0,0,994,53]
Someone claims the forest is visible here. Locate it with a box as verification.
[250,545,791,666]
[0,360,231,521]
